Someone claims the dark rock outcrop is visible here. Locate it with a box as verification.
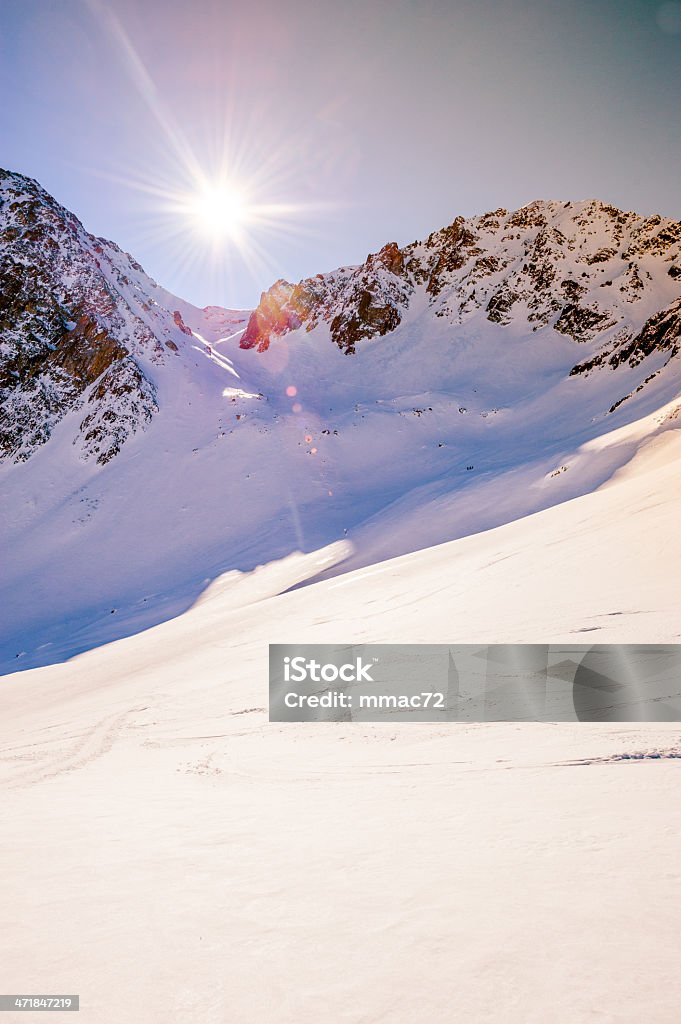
[173,311,193,336]
[0,168,163,463]
[570,298,681,376]
[554,303,616,343]
[240,244,415,355]
[607,298,681,369]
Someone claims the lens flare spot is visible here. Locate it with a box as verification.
[286,385,297,397]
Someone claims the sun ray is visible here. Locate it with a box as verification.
[77,1,353,308]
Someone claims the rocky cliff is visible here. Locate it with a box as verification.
[240,199,681,376]
[0,169,186,464]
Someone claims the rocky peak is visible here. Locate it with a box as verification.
[240,280,303,352]
[367,241,404,275]
[0,168,192,464]
[239,198,681,363]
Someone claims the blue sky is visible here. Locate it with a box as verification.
[2,0,680,308]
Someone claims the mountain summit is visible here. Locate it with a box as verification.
[0,168,247,464]
[241,198,681,379]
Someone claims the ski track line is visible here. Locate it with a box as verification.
[557,747,681,766]
[1,707,144,790]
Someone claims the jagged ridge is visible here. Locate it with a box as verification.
[0,169,181,464]
[3,172,681,471]
[240,200,681,375]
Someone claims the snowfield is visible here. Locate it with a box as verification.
[1,416,681,1023]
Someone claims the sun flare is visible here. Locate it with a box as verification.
[189,184,249,239]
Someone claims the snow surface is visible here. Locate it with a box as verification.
[1,419,681,1022]
[2,192,681,1020]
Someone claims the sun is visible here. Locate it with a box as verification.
[189,183,249,239]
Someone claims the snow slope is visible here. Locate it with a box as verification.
[1,425,681,1023]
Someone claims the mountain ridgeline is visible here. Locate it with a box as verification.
[1,167,681,468]
[0,168,247,465]
[240,201,681,395]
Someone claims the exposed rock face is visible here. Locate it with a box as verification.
[79,359,157,464]
[240,240,415,356]
[554,303,615,343]
[0,168,169,463]
[371,241,404,275]
[240,199,681,364]
[424,220,478,296]
[486,285,520,325]
[173,310,193,336]
[571,297,681,376]
[240,280,304,352]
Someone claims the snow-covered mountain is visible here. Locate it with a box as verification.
[241,199,681,378]
[0,168,248,464]
[1,168,681,672]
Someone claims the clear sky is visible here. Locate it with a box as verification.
[2,0,680,309]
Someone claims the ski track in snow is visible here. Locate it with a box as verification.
[1,706,148,789]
